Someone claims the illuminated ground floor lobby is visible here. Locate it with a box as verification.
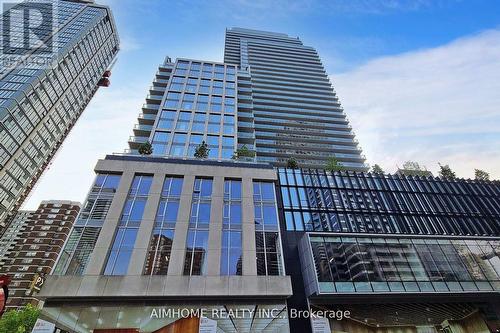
[306,294,500,333]
[39,300,290,333]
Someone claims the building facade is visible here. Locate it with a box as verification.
[224,28,367,170]
[0,0,119,234]
[0,200,80,310]
[277,168,500,332]
[36,27,500,333]
[40,156,291,332]
[128,58,239,161]
[126,28,366,172]
[0,210,34,262]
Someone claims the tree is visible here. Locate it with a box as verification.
[475,169,490,181]
[371,164,384,174]
[0,304,39,333]
[194,141,209,159]
[326,157,345,172]
[438,163,456,180]
[397,161,432,177]
[232,145,256,160]
[138,142,153,155]
[286,158,299,169]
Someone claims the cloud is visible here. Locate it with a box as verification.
[334,29,500,179]
[207,0,456,19]
[119,36,141,52]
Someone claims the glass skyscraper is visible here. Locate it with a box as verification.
[126,28,366,173]
[0,0,119,234]
[225,28,367,170]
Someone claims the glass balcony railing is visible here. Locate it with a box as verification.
[238,103,253,109]
[237,132,255,139]
[128,136,148,144]
[237,111,253,118]
[133,124,153,131]
[142,104,160,112]
[138,113,157,121]
[237,121,254,128]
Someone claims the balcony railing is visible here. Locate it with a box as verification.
[128,136,148,144]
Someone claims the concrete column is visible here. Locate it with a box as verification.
[84,170,135,275]
[242,177,257,275]
[206,176,224,276]
[167,175,195,276]
[127,173,165,275]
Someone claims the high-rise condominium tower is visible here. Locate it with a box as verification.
[225,28,367,170]
[0,200,80,310]
[0,0,119,234]
[126,29,366,172]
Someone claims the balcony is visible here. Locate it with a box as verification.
[237,111,253,119]
[133,124,153,135]
[138,113,156,124]
[156,70,170,79]
[237,132,255,145]
[153,78,169,86]
[149,85,165,95]
[146,94,162,104]
[238,87,252,94]
[238,94,252,101]
[128,136,149,148]
[237,121,254,130]
[238,103,253,110]
[142,103,160,114]
[237,132,255,139]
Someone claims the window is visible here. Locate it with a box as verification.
[170,83,184,91]
[192,112,206,133]
[309,237,500,293]
[224,104,235,114]
[226,87,235,97]
[170,133,187,156]
[144,177,183,275]
[223,115,235,135]
[164,92,180,108]
[210,96,222,113]
[188,134,203,156]
[254,182,283,276]
[170,76,184,91]
[152,131,170,155]
[193,95,207,112]
[104,175,153,275]
[208,114,221,133]
[221,180,242,275]
[189,63,201,77]
[175,67,187,76]
[202,64,213,78]
[177,61,189,69]
[176,111,192,131]
[158,110,176,130]
[215,65,225,80]
[181,94,195,110]
[184,178,213,275]
[222,136,234,159]
[207,135,219,159]
[212,81,223,95]
[200,79,210,94]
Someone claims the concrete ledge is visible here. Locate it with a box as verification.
[38,275,293,299]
